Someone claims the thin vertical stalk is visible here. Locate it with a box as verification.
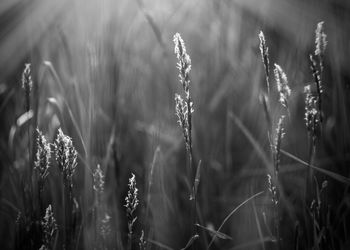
[173,33,198,250]
[62,179,67,250]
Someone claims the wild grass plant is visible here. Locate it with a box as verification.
[1,1,350,250]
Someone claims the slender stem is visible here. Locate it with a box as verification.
[67,182,73,250]
[189,150,198,240]
[273,156,280,250]
[38,182,43,215]
[187,95,193,168]
[306,137,313,200]
[305,135,316,248]
[127,229,132,250]
[187,94,197,250]
[62,179,67,250]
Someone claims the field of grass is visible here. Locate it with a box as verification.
[1,0,350,249]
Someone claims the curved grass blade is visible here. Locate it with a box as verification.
[42,62,88,157]
[252,191,266,250]
[196,223,232,240]
[40,61,65,94]
[208,191,264,249]
[181,234,199,250]
[8,110,33,151]
[281,149,350,185]
[47,97,87,156]
[229,112,297,221]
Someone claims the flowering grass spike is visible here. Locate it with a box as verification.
[21,63,32,112]
[259,31,270,93]
[315,21,327,71]
[304,85,321,145]
[100,213,111,240]
[54,128,78,188]
[273,115,285,175]
[173,33,192,98]
[309,55,323,122]
[41,204,57,250]
[173,33,194,155]
[125,173,139,250]
[175,93,190,151]
[93,164,105,194]
[274,64,291,109]
[34,128,51,182]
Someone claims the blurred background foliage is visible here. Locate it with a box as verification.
[1,0,350,249]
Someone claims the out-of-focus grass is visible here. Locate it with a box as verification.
[1,0,350,249]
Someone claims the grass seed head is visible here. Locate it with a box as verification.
[34,128,51,181]
[175,93,191,151]
[173,33,191,99]
[315,22,327,64]
[22,63,32,112]
[259,31,270,92]
[54,128,78,186]
[275,115,286,149]
[93,164,105,194]
[267,174,278,205]
[273,115,285,174]
[22,63,32,93]
[100,213,111,240]
[139,230,146,250]
[125,173,139,235]
[175,93,187,127]
[304,85,321,143]
[173,33,194,153]
[309,55,322,94]
[274,64,291,109]
[41,204,57,249]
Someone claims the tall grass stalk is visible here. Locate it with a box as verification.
[259,30,290,249]
[259,30,279,249]
[34,128,51,213]
[305,21,327,198]
[173,33,194,168]
[125,173,139,250]
[304,85,320,198]
[303,21,327,249]
[173,32,198,249]
[54,128,78,250]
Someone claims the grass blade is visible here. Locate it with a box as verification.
[281,149,350,185]
[190,160,202,200]
[196,223,232,240]
[8,110,33,152]
[208,191,264,249]
[181,234,199,250]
